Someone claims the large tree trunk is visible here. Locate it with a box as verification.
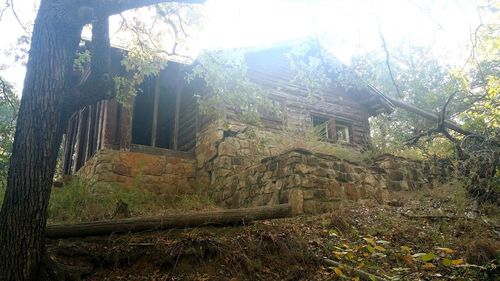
[0,1,83,279]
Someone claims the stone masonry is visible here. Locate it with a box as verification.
[211,148,453,213]
[77,149,196,193]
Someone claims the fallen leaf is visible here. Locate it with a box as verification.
[442,258,452,266]
[334,267,344,277]
[402,255,414,266]
[421,253,437,262]
[363,237,376,247]
[401,246,412,253]
[451,259,464,265]
[422,263,437,270]
[366,245,375,254]
[436,247,454,254]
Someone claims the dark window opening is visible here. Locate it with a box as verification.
[131,70,197,152]
[131,77,154,146]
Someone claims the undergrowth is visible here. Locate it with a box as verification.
[266,127,370,163]
[47,179,217,224]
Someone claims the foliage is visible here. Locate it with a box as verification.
[350,46,464,158]
[111,2,202,108]
[286,39,362,102]
[187,50,272,125]
[114,46,169,108]
[0,77,18,187]
[456,4,500,135]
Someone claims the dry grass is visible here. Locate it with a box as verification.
[265,127,369,163]
[48,179,219,224]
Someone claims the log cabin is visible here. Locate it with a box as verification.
[61,40,395,209]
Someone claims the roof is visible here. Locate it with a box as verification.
[238,38,394,116]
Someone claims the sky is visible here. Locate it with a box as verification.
[0,0,484,95]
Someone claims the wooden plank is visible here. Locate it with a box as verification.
[46,204,292,238]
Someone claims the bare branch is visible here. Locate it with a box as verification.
[0,0,9,22]
[378,26,403,99]
[8,0,29,34]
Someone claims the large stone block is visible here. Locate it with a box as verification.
[328,180,344,200]
[388,170,404,181]
[343,183,360,201]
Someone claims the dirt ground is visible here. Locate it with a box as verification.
[47,182,500,281]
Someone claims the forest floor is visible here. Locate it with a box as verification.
[47,181,500,281]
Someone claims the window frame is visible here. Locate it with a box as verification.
[310,113,353,144]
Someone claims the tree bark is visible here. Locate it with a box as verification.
[0,1,84,280]
[0,0,205,279]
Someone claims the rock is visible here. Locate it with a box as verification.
[388,170,404,181]
[289,189,304,215]
[112,163,131,176]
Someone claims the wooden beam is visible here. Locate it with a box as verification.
[173,84,182,150]
[46,204,293,238]
[151,77,161,147]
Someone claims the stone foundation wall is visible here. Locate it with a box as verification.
[212,148,453,213]
[195,120,281,188]
[77,149,196,193]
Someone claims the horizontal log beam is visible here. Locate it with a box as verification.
[46,204,292,238]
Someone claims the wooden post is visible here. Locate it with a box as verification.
[151,77,160,147]
[100,100,109,149]
[173,84,182,150]
[96,101,103,150]
[328,118,337,141]
[62,115,74,175]
[84,105,93,162]
[71,111,83,174]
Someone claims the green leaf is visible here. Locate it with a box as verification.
[327,240,334,251]
[421,252,437,262]
[366,245,375,254]
[442,258,452,266]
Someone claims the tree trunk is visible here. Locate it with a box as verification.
[0,1,83,280]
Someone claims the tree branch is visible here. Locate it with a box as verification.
[378,26,403,99]
[100,0,206,16]
[64,12,113,115]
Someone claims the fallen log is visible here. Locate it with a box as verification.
[46,204,292,239]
